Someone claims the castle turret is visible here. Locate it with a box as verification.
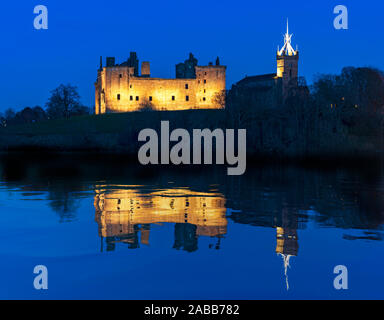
[127,52,139,76]
[176,53,198,79]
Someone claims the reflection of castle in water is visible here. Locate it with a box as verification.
[94,185,299,288]
[94,187,227,252]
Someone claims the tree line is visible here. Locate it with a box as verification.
[0,84,91,126]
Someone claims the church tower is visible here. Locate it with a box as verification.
[277,20,299,94]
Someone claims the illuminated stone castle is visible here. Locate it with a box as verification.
[95,53,226,114]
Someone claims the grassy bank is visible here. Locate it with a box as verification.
[0,108,381,163]
[0,109,226,153]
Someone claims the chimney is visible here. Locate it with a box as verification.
[141,61,150,77]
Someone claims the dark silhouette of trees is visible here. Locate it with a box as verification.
[2,106,48,125]
[4,108,15,122]
[1,84,90,126]
[312,67,384,140]
[45,84,88,119]
[32,106,47,121]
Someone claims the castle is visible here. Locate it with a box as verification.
[95,20,299,114]
[95,53,226,114]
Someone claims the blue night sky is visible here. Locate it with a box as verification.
[0,0,380,111]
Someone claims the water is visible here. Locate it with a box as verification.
[0,155,383,299]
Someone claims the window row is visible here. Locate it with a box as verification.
[121,83,191,89]
[117,95,199,102]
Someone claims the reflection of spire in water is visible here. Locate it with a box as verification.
[278,253,293,290]
[276,226,298,291]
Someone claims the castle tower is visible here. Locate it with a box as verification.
[277,19,299,94]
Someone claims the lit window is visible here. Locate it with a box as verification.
[186,96,189,101]
[117,94,121,100]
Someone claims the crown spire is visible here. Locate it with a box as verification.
[278,19,297,56]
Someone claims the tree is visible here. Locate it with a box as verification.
[45,84,82,119]
[0,112,5,127]
[4,108,16,121]
[138,99,155,112]
[32,106,47,121]
[71,105,91,116]
[17,107,35,123]
[213,90,227,109]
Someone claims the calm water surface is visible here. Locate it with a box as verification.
[0,155,383,299]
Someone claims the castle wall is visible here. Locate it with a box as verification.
[95,64,226,113]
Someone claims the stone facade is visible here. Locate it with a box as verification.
[95,53,226,114]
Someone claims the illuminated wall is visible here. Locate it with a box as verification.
[95,64,226,114]
[94,187,228,244]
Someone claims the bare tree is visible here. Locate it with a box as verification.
[213,90,227,109]
[45,84,82,119]
[138,99,155,112]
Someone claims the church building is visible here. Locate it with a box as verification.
[231,20,300,105]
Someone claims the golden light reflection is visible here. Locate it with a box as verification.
[94,187,227,250]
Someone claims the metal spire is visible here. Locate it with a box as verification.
[278,19,297,56]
